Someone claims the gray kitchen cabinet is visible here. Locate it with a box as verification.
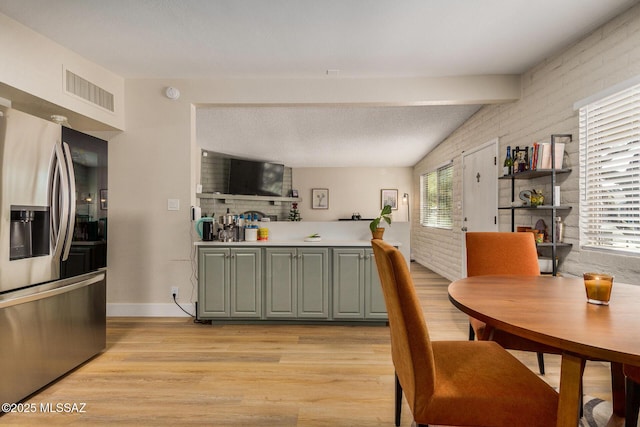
[198,248,229,318]
[297,248,329,318]
[364,248,387,319]
[332,248,365,319]
[198,244,386,323]
[332,248,387,320]
[230,248,262,317]
[265,247,329,319]
[265,248,297,318]
[198,247,262,319]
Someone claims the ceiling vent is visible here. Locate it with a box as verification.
[65,69,115,112]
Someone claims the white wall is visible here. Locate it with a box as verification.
[0,14,125,130]
[106,80,194,311]
[293,167,412,222]
[412,3,640,283]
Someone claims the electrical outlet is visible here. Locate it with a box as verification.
[171,286,179,298]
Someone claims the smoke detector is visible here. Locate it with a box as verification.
[165,87,180,100]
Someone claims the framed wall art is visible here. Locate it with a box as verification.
[311,188,329,209]
[381,189,398,210]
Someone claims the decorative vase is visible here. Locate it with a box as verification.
[372,228,385,240]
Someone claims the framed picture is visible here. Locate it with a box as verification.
[290,189,299,198]
[381,189,398,210]
[311,188,329,209]
[100,189,108,210]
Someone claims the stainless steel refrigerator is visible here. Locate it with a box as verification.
[0,106,107,405]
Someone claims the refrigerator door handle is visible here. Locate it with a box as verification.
[50,150,61,247]
[61,141,76,262]
[51,142,69,261]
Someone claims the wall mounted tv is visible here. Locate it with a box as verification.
[227,158,284,197]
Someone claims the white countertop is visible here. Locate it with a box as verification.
[191,221,409,263]
[194,239,401,247]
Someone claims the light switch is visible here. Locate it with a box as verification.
[168,199,180,211]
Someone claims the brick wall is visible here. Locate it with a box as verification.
[199,150,294,220]
[412,4,640,282]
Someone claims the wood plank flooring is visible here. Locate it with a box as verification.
[2,263,615,426]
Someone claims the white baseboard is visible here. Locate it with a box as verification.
[107,303,195,317]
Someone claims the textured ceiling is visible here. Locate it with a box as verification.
[0,0,633,79]
[0,0,635,167]
[196,105,481,167]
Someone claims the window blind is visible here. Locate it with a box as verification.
[579,81,640,254]
[420,162,453,229]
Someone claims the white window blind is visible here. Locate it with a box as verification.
[579,81,640,254]
[420,162,453,229]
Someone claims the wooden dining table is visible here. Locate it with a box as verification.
[448,275,640,427]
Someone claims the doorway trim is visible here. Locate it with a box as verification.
[460,138,499,277]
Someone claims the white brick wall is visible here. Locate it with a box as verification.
[412,4,640,283]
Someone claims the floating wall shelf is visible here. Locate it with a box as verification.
[196,193,302,206]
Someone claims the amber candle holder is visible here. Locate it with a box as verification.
[583,272,614,305]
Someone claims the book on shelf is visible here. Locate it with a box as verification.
[529,146,534,170]
[535,142,565,170]
[532,143,540,170]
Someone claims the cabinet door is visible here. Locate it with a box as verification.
[198,248,230,318]
[332,249,364,319]
[230,248,262,318]
[265,248,297,318]
[297,248,329,319]
[364,248,388,319]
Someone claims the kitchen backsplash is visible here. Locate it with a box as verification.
[199,150,294,221]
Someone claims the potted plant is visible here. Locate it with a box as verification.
[370,205,392,239]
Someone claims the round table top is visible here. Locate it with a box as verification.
[448,275,640,366]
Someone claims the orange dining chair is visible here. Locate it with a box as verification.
[465,231,562,375]
[625,364,640,427]
[371,239,558,427]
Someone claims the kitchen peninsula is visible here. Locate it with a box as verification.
[195,221,410,324]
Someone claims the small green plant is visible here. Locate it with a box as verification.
[370,205,392,233]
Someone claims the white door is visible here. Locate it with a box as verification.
[461,139,499,276]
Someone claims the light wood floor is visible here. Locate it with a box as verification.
[3,263,615,426]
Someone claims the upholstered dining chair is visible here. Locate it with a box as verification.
[624,364,640,427]
[370,239,559,427]
[465,231,562,375]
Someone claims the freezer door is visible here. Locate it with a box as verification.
[0,270,106,404]
[0,107,62,292]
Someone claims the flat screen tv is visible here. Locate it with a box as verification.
[227,158,284,197]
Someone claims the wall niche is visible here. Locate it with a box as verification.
[198,150,294,221]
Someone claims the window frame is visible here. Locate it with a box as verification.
[420,161,454,229]
[578,80,640,255]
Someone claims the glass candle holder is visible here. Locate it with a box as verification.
[583,272,614,305]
